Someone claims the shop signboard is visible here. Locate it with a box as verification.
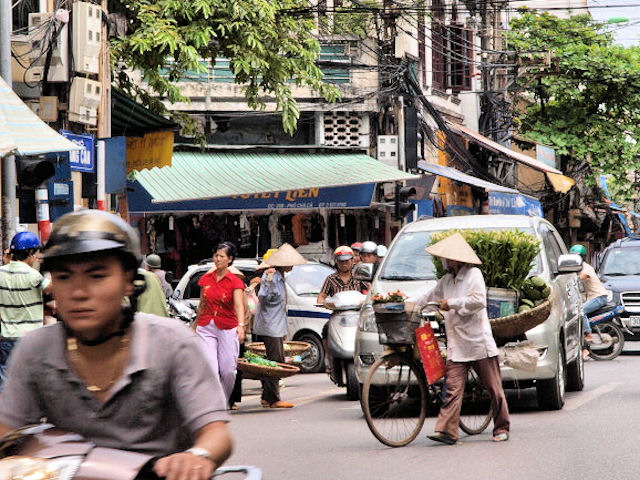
[60,130,94,172]
[536,144,557,169]
[128,181,377,212]
[488,192,543,217]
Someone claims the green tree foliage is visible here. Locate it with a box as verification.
[108,0,341,136]
[505,11,640,201]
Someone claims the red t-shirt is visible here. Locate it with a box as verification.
[198,270,245,329]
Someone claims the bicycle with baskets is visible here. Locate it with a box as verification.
[361,303,493,447]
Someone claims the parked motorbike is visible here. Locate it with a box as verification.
[587,303,626,361]
[168,296,197,326]
[323,290,366,401]
[0,424,262,480]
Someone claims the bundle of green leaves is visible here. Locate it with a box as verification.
[429,229,541,291]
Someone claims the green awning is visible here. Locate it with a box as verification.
[133,151,418,202]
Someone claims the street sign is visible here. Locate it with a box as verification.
[60,130,95,172]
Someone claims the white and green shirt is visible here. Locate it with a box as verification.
[0,261,50,338]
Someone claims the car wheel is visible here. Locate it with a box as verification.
[566,336,585,392]
[536,341,566,410]
[297,332,325,373]
[346,362,359,401]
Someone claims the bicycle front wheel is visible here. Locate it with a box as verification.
[362,353,427,447]
[459,368,493,435]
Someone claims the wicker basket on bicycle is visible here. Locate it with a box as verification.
[236,359,300,380]
[373,302,420,345]
[489,299,552,338]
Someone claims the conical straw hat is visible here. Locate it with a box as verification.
[425,233,482,265]
[265,243,307,267]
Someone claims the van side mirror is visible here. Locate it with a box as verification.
[557,254,583,274]
[353,263,374,282]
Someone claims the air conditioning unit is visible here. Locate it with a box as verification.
[72,1,102,74]
[69,77,101,125]
[11,13,69,83]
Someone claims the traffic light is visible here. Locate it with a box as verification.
[394,185,416,220]
[17,158,56,188]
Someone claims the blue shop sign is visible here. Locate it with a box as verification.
[488,192,543,217]
[60,130,95,172]
[128,181,377,212]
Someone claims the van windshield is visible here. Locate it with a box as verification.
[379,227,540,281]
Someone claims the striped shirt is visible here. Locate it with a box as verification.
[319,273,368,298]
[0,261,50,338]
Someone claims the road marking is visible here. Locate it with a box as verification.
[564,382,622,411]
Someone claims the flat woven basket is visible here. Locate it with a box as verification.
[489,300,552,338]
[237,358,301,379]
[246,341,311,357]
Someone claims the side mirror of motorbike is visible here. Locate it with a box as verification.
[165,271,174,284]
[557,253,583,274]
[353,263,374,282]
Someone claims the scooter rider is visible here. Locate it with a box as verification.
[0,210,233,479]
[317,246,368,306]
[359,241,380,277]
[570,244,608,356]
[350,242,363,264]
[317,247,368,371]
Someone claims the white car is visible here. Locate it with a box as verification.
[172,258,334,372]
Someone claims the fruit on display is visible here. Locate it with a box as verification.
[518,276,551,312]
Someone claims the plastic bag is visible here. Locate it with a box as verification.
[499,341,539,372]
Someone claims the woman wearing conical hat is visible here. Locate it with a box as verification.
[253,243,306,408]
[417,233,511,445]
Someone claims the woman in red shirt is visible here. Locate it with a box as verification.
[196,242,246,402]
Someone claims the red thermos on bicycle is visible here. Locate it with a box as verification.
[415,323,446,384]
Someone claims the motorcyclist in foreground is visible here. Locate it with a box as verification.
[0,210,233,479]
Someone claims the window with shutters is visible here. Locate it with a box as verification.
[430,2,473,94]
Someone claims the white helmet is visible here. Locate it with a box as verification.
[360,241,377,254]
[377,245,387,257]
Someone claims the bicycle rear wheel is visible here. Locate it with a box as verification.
[459,368,493,435]
[362,353,427,447]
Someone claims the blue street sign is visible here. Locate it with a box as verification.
[60,130,95,172]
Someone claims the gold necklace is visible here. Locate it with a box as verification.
[67,336,130,393]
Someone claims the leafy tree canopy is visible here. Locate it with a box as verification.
[108,0,341,137]
[505,11,640,202]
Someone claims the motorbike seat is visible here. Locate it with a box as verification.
[587,302,620,318]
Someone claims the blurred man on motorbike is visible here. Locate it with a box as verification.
[0,210,232,479]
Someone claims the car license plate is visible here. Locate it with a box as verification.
[629,316,640,327]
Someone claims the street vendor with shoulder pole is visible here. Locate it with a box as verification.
[417,233,510,445]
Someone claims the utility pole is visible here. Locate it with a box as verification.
[478,0,493,140]
[0,0,17,250]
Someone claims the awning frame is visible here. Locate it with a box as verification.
[417,160,519,194]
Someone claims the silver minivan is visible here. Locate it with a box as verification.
[355,215,584,410]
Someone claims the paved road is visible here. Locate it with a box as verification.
[227,345,640,480]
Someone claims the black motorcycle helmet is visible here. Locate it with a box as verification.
[42,209,142,272]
